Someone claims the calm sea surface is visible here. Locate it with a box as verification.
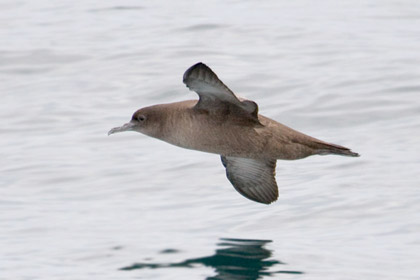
[1,1,420,279]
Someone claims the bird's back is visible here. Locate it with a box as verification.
[158,100,357,160]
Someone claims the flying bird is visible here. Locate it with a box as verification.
[109,62,359,204]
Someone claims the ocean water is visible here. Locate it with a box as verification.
[1,1,420,279]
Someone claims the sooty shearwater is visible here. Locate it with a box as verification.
[109,62,359,204]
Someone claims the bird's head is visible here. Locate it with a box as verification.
[108,106,163,137]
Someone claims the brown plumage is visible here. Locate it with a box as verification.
[109,62,359,204]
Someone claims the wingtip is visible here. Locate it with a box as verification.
[193,61,205,67]
[191,62,206,68]
[251,196,278,205]
[183,62,209,83]
[259,198,278,205]
[343,149,360,157]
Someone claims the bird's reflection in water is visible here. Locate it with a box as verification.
[120,238,303,279]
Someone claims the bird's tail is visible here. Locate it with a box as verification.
[314,141,360,157]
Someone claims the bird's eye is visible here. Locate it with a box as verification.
[137,115,146,122]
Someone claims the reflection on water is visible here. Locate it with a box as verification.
[121,238,303,279]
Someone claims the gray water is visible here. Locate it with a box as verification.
[1,1,420,279]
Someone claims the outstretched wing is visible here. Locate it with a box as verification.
[221,156,278,204]
[183,62,260,123]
